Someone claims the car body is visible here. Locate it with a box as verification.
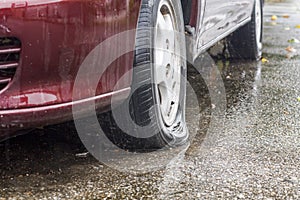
[0,0,260,140]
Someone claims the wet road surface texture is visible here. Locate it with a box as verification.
[1,0,300,199]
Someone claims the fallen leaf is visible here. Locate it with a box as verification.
[297,97,300,102]
[286,54,293,59]
[285,27,291,31]
[296,24,300,29]
[261,58,269,63]
[288,38,300,43]
[285,46,297,53]
[271,22,277,26]
[271,15,278,21]
[282,14,290,18]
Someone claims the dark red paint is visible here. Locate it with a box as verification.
[0,0,141,136]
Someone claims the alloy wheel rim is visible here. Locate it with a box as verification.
[255,0,262,50]
[154,0,182,127]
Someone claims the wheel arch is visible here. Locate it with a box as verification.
[181,0,198,27]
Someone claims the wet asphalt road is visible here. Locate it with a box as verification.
[1,0,300,199]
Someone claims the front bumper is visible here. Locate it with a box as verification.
[0,87,130,138]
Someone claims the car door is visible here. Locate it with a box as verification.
[230,0,254,24]
[196,0,252,51]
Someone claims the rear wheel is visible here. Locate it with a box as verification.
[99,0,188,151]
[228,0,263,60]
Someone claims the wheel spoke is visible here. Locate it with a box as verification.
[164,14,175,52]
[255,0,262,46]
[158,85,170,116]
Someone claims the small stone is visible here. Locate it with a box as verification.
[290,176,298,183]
[270,192,276,197]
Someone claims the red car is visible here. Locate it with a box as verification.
[0,0,263,149]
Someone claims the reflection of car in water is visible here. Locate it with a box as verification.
[0,0,263,149]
